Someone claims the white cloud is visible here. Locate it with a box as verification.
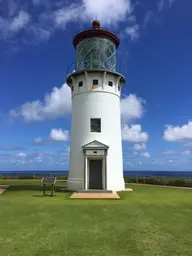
[168,159,177,165]
[53,4,83,29]
[0,150,70,165]
[157,0,178,12]
[9,11,30,32]
[0,11,30,38]
[133,151,151,158]
[182,150,191,155]
[158,0,165,12]
[33,0,43,4]
[141,152,151,158]
[35,156,43,163]
[34,137,43,144]
[0,145,27,151]
[49,129,69,141]
[143,11,155,27]
[133,143,146,150]
[7,0,18,16]
[162,150,192,156]
[26,26,52,43]
[60,151,70,158]
[10,86,144,123]
[32,0,64,8]
[162,150,177,155]
[125,24,140,41]
[163,121,192,142]
[10,83,71,122]
[168,0,177,7]
[50,0,132,30]
[16,152,27,157]
[83,0,132,25]
[65,146,70,153]
[127,15,136,24]
[122,124,149,143]
[120,94,145,123]
[0,0,179,45]
[184,142,192,147]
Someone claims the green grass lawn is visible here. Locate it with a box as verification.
[0,180,191,256]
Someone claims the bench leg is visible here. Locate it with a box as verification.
[51,184,54,197]
[43,184,46,196]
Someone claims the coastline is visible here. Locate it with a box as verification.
[0,170,192,178]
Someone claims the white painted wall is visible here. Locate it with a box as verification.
[67,71,125,191]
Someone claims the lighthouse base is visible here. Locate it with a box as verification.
[67,178,84,191]
[67,177,125,192]
[67,140,125,191]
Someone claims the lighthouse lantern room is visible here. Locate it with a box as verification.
[67,20,126,191]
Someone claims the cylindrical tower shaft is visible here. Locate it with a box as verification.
[67,20,126,191]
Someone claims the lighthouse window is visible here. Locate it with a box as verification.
[79,81,83,87]
[71,86,74,92]
[108,81,113,87]
[118,85,121,91]
[93,79,98,85]
[90,118,101,133]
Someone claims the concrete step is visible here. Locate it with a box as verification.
[70,192,120,199]
[78,189,114,194]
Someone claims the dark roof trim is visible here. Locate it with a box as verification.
[73,29,119,49]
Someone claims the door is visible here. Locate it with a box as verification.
[89,159,102,189]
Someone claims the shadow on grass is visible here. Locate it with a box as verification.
[32,194,58,197]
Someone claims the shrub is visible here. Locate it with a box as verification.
[19,176,36,179]
[57,176,68,180]
[124,176,192,188]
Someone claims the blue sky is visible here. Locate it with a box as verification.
[0,0,192,171]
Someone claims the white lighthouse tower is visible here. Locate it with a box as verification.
[67,20,126,191]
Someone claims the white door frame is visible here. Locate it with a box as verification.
[82,140,109,191]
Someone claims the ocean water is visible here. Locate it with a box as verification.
[0,170,192,178]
